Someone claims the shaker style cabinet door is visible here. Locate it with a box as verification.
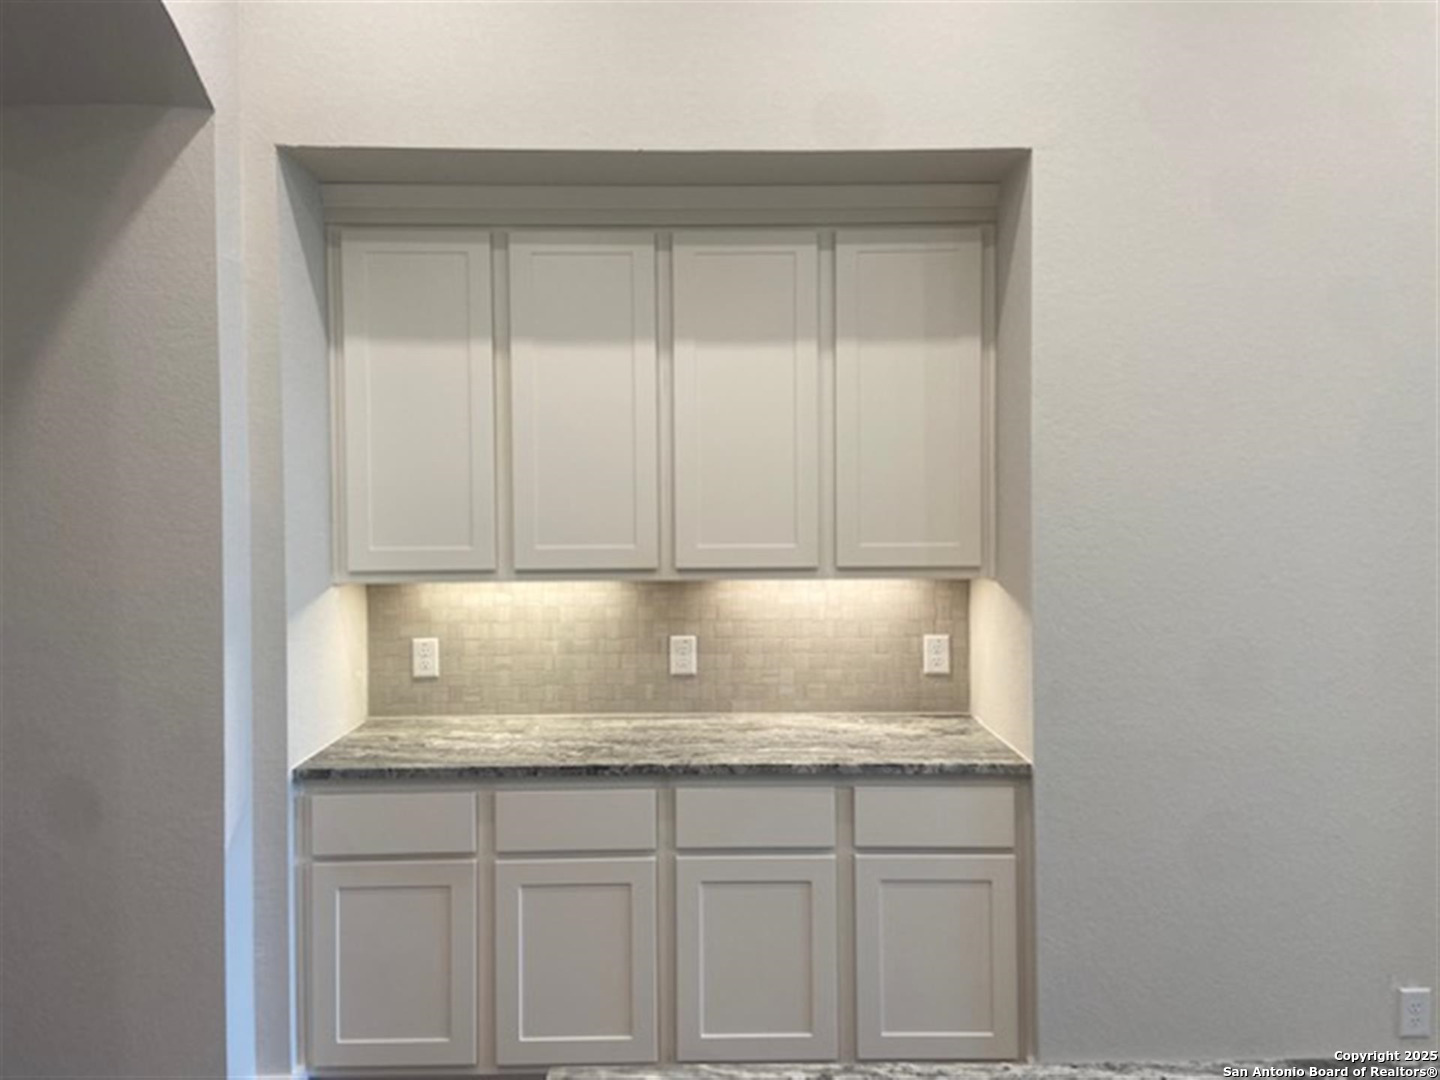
[835,227,986,570]
[509,232,660,570]
[494,857,659,1065]
[339,229,496,572]
[855,854,1018,1060]
[308,860,478,1069]
[672,231,820,569]
[676,855,838,1062]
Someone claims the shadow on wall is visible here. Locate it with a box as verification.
[1,103,226,1077]
[2,106,211,403]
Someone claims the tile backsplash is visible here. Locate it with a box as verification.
[369,580,968,715]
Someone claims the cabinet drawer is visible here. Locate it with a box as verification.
[854,785,1015,849]
[495,789,657,853]
[676,787,835,849]
[310,792,477,858]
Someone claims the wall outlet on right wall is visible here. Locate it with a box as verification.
[1399,987,1433,1038]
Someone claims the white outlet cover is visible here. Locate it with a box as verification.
[923,633,951,676]
[1399,987,1433,1038]
[412,637,440,679]
[669,634,698,676]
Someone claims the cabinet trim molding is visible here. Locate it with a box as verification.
[322,183,1000,228]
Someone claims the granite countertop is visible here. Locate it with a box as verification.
[292,712,1030,781]
[548,1066,1282,1080]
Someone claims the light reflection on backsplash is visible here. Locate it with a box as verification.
[368,580,968,716]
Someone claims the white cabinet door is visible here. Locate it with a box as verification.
[855,854,1018,1060]
[340,229,495,572]
[495,857,658,1065]
[308,860,477,1068]
[836,227,986,570]
[509,232,659,570]
[673,231,819,569]
[676,855,838,1062]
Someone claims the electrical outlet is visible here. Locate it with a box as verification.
[1400,987,1433,1038]
[411,637,440,680]
[923,634,951,676]
[669,634,698,676]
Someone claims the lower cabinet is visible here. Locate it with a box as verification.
[301,783,1025,1072]
[308,860,478,1069]
[676,855,838,1062]
[494,857,658,1065]
[855,854,1019,1060]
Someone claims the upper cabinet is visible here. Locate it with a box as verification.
[673,232,819,570]
[836,228,986,571]
[332,223,990,580]
[338,230,496,573]
[509,232,660,571]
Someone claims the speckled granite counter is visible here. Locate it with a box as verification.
[292,712,1030,781]
[549,1065,1281,1080]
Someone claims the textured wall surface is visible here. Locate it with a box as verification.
[969,159,1033,760]
[1,105,228,1078]
[279,155,369,769]
[228,1,1437,1063]
[158,6,259,1074]
[370,581,968,716]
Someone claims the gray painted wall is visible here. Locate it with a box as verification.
[160,3,256,1074]
[0,104,228,1076]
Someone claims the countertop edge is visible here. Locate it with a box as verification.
[293,760,1033,782]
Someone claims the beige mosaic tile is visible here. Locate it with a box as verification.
[368,580,968,716]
